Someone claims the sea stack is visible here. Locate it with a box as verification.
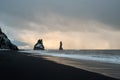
[0,28,18,50]
[59,41,63,50]
[34,39,45,50]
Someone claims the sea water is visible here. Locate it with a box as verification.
[21,50,120,64]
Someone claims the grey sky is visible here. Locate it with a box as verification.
[0,0,120,29]
[0,0,120,49]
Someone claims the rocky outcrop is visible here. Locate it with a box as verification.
[0,28,18,50]
[34,39,45,50]
[59,41,63,50]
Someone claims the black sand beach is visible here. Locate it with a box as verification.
[0,51,119,80]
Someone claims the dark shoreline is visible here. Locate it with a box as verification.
[0,51,119,80]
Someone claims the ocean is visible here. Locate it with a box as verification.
[21,50,120,64]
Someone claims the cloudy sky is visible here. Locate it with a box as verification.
[0,0,120,49]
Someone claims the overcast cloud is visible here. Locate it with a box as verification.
[0,0,120,49]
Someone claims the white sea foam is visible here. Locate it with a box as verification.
[20,50,120,64]
[0,49,9,51]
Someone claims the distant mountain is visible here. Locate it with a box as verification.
[34,39,45,50]
[0,28,18,50]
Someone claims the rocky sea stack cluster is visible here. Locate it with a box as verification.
[34,39,45,50]
[0,28,18,50]
[33,39,64,50]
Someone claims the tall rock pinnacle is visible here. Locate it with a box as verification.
[59,41,63,50]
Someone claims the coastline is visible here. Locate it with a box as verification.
[0,51,119,80]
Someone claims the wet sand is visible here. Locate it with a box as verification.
[40,55,120,79]
[0,51,119,80]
